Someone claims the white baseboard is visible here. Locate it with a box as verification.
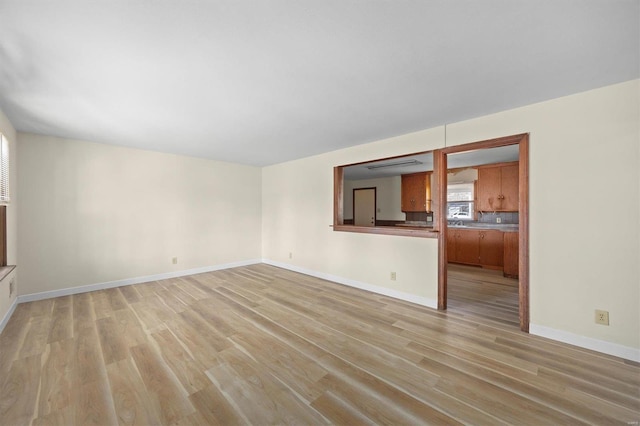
[0,297,18,335]
[530,323,640,362]
[262,259,438,309]
[18,259,262,303]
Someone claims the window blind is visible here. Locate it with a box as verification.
[0,134,9,203]
[447,182,474,202]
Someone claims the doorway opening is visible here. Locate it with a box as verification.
[436,133,529,332]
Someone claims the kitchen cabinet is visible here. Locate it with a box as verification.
[401,172,432,212]
[476,163,519,212]
[447,229,480,265]
[479,230,504,269]
[503,231,519,278]
[457,230,481,265]
[447,228,504,269]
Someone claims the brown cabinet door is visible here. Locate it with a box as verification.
[500,164,519,211]
[401,172,428,212]
[447,230,457,262]
[479,230,504,268]
[477,167,501,211]
[503,231,519,278]
[456,229,480,265]
[477,163,519,212]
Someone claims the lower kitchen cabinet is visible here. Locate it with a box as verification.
[456,230,480,265]
[503,231,519,278]
[448,228,504,269]
[479,230,504,269]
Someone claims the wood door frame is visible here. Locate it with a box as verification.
[436,133,530,332]
[353,187,377,226]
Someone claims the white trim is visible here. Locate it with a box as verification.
[18,259,262,303]
[0,297,18,334]
[262,259,438,309]
[530,323,640,362]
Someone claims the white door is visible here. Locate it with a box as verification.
[354,188,376,227]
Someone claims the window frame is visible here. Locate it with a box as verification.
[0,133,9,203]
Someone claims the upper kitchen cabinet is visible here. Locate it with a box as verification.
[476,162,519,212]
[401,172,432,212]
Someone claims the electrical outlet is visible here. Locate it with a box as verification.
[496,217,502,223]
[595,309,609,325]
[390,272,396,281]
[289,252,293,259]
[172,257,178,265]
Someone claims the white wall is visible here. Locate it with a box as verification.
[262,127,444,306]
[0,109,18,327]
[262,79,640,356]
[446,80,639,352]
[17,133,262,296]
[344,176,405,221]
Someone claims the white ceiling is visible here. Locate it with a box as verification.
[0,1,638,166]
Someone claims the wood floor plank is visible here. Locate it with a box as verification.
[150,328,211,395]
[47,297,73,344]
[177,277,213,300]
[166,314,227,368]
[96,316,130,365]
[0,354,42,425]
[1,264,638,425]
[0,307,31,378]
[207,347,329,425]
[74,378,118,426]
[75,324,108,385]
[118,285,142,304]
[190,301,237,337]
[19,315,52,359]
[112,307,148,349]
[32,406,74,426]
[412,341,622,424]
[72,293,95,335]
[130,342,195,424]
[106,358,161,425]
[228,320,329,402]
[310,390,377,426]
[315,370,455,425]
[188,384,248,426]
[105,287,129,311]
[38,339,75,417]
[155,288,190,313]
[91,290,114,320]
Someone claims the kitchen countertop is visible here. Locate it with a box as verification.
[395,221,434,228]
[395,221,519,232]
[448,222,519,232]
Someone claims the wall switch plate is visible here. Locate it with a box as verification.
[390,272,396,281]
[595,309,609,325]
[9,278,14,297]
[289,252,293,259]
[172,257,178,264]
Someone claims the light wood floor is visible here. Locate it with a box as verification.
[1,264,638,425]
[447,264,520,327]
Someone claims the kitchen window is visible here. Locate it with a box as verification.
[447,182,474,219]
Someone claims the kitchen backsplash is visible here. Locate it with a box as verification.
[478,211,519,224]
[406,211,431,222]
